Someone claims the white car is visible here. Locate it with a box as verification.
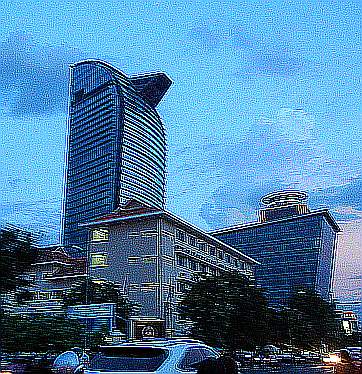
[85,339,220,374]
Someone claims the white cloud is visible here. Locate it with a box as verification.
[167,108,361,228]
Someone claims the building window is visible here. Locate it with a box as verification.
[198,242,207,252]
[189,259,198,271]
[177,255,187,268]
[225,254,231,263]
[177,282,186,293]
[209,246,216,256]
[217,250,223,260]
[143,256,156,264]
[200,263,207,273]
[50,290,63,299]
[176,229,186,242]
[91,227,109,242]
[90,253,108,267]
[188,236,197,247]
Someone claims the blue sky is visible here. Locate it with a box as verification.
[0,1,361,302]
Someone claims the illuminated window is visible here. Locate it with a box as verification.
[91,227,109,242]
[90,253,108,267]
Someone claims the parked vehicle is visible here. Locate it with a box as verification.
[52,348,88,374]
[0,353,57,374]
[0,353,37,374]
[335,348,362,374]
[84,339,219,374]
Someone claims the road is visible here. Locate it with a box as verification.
[238,365,335,373]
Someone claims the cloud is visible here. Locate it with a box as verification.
[0,33,83,116]
[309,177,362,220]
[188,26,226,51]
[0,198,62,244]
[186,108,362,227]
[230,30,304,77]
[188,26,304,77]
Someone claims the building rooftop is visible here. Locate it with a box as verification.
[72,60,172,107]
[80,200,259,265]
[261,190,308,207]
[209,209,341,235]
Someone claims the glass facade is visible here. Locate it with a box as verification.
[213,214,339,306]
[63,60,172,246]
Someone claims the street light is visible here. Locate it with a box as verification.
[68,244,90,349]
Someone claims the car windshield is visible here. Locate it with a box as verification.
[90,347,169,372]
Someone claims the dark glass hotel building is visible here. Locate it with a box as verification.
[211,191,340,306]
[62,60,172,246]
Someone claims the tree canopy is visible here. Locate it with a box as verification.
[280,288,342,350]
[178,272,274,351]
[63,278,133,331]
[0,226,37,294]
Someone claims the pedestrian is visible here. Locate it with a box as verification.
[218,354,239,374]
[196,357,221,374]
[335,350,362,374]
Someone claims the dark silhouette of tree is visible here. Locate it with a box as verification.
[178,272,275,351]
[280,288,342,350]
[1,313,105,352]
[63,278,133,331]
[0,226,37,294]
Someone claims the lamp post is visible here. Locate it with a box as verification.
[70,244,90,349]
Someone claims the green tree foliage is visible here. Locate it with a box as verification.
[178,272,275,351]
[63,278,133,331]
[281,289,342,350]
[0,226,37,294]
[1,313,85,352]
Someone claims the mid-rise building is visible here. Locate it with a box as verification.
[82,200,258,337]
[62,60,172,247]
[14,245,87,315]
[211,191,340,307]
[336,310,360,336]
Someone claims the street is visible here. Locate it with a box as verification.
[238,365,335,373]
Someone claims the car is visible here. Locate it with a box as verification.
[0,353,37,374]
[322,351,341,365]
[84,339,220,374]
[52,349,89,374]
[335,349,362,374]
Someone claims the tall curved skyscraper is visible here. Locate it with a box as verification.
[62,60,172,246]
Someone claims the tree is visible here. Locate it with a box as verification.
[0,312,106,352]
[63,278,133,331]
[280,289,342,350]
[0,226,37,294]
[178,272,275,351]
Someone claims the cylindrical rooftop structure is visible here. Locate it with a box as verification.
[261,190,308,208]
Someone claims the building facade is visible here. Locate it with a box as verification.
[13,245,87,315]
[211,191,340,307]
[82,200,258,337]
[13,245,116,331]
[62,60,172,247]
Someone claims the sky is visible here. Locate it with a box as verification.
[0,0,361,307]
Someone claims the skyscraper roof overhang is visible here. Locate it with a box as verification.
[71,60,172,107]
[130,73,172,107]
